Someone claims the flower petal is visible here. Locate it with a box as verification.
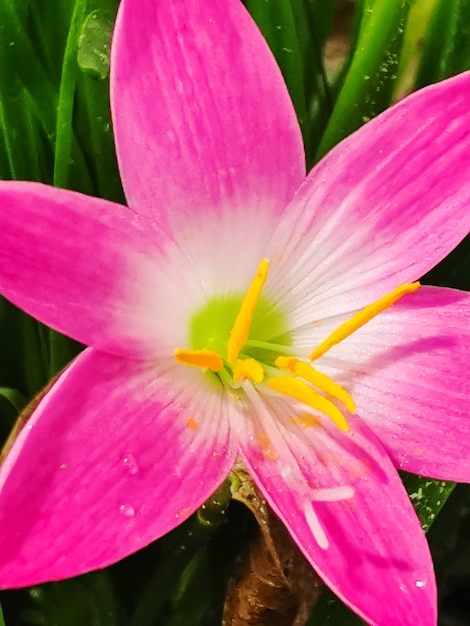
[315,286,470,481]
[0,181,205,359]
[111,0,305,237]
[0,349,235,587]
[235,390,435,626]
[267,72,470,322]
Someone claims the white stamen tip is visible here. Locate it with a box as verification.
[304,503,329,550]
[312,486,355,502]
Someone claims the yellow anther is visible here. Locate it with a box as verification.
[233,358,265,384]
[275,356,355,413]
[174,348,223,371]
[227,259,270,363]
[310,282,420,361]
[269,375,349,431]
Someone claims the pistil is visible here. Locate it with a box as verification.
[233,358,265,384]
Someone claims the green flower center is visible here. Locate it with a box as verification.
[189,294,291,370]
[174,257,420,436]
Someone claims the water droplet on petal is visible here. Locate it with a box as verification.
[119,504,135,517]
[415,580,425,588]
[122,454,139,475]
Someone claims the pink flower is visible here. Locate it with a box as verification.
[0,0,469,623]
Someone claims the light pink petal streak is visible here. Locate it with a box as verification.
[0,181,204,359]
[0,349,235,587]
[313,286,470,481]
[234,390,435,626]
[267,72,470,323]
[111,0,305,257]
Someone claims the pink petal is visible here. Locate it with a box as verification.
[267,72,470,321]
[235,390,435,626]
[0,181,205,359]
[111,0,305,240]
[316,286,470,481]
[0,349,235,587]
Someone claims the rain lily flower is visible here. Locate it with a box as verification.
[0,0,469,624]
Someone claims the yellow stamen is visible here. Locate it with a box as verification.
[269,375,349,431]
[276,356,355,413]
[233,358,265,384]
[291,413,321,428]
[310,282,420,361]
[187,417,199,430]
[174,348,223,371]
[227,259,270,363]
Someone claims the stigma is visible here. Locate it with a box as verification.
[174,259,420,433]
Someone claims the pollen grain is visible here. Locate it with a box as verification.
[256,432,279,460]
[187,417,199,430]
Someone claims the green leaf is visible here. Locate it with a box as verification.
[129,482,233,626]
[0,299,29,395]
[416,0,470,87]
[243,0,310,155]
[402,473,455,533]
[0,387,27,413]
[393,0,439,97]
[316,0,410,159]
[422,236,470,292]
[77,10,113,80]
[16,571,119,626]
[48,331,83,378]
[243,0,336,166]
[292,0,337,165]
[0,387,26,446]
[0,1,70,182]
[21,315,50,398]
[53,0,96,192]
[53,0,123,200]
